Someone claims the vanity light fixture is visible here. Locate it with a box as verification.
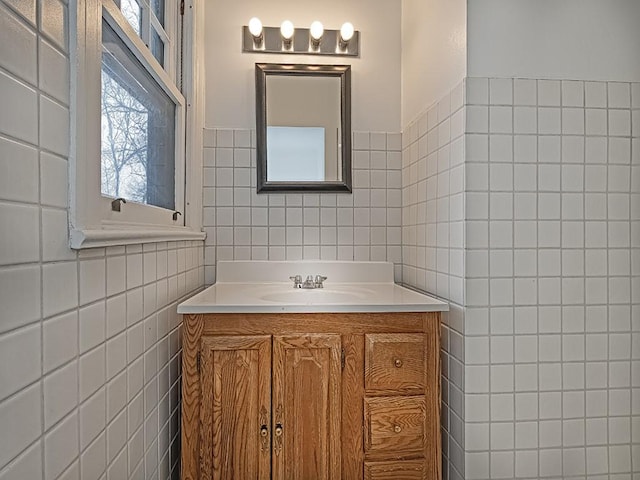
[280,20,294,50]
[248,17,263,47]
[309,21,324,50]
[242,19,359,57]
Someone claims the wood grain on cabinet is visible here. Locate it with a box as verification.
[198,312,425,335]
[199,335,271,480]
[272,334,341,480]
[341,333,365,478]
[364,460,426,480]
[423,312,442,480]
[365,333,426,395]
[181,315,203,480]
[364,396,427,457]
[181,312,442,480]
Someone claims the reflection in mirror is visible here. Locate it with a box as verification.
[267,127,326,181]
[256,63,351,192]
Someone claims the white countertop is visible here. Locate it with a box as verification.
[177,261,449,314]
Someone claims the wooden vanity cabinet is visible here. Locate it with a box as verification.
[181,312,441,480]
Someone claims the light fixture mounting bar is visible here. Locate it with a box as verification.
[242,26,360,57]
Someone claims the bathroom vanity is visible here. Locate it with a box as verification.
[178,261,448,480]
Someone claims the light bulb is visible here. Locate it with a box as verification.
[310,21,324,41]
[248,17,262,38]
[280,20,294,40]
[340,22,354,42]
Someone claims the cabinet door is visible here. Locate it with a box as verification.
[199,335,271,480]
[272,334,342,480]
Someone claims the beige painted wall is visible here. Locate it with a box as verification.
[468,0,640,81]
[401,0,467,127]
[203,0,402,132]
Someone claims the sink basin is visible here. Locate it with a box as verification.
[259,288,370,304]
[177,261,450,314]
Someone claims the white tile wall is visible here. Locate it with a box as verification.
[0,1,205,479]
[402,76,639,479]
[401,80,466,480]
[202,128,403,285]
[460,77,639,479]
[4,5,636,480]
[0,240,203,480]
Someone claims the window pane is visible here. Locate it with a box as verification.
[101,20,176,210]
[151,29,164,67]
[151,0,165,27]
[120,0,141,36]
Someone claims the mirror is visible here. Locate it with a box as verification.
[255,63,352,193]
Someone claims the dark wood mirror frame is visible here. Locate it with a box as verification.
[255,63,352,193]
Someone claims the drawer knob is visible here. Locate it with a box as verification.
[260,425,268,437]
[275,424,283,436]
[394,358,403,368]
[394,424,402,433]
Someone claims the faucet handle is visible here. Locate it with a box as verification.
[289,275,302,288]
[314,275,327,288]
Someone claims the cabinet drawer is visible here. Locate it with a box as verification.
[365,334,425,393]
[364,396,426,456]
[364,460,425,480]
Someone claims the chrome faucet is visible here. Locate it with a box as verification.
[313,275,327,288]
[289,275,303,288]
[289,274,327,289]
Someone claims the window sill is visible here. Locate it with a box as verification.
[70,225,206,249]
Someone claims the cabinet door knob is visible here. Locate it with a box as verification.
[260,425,268,437]
[394,358,403,368]
[275,423,283,436]
[394,424,402,433]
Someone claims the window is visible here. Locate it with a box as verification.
[117,0,173,71]
[70,0,204,248]
[101,20,176,210]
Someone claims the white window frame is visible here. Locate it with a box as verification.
[69,0,205,249]
[119,0,177,76]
